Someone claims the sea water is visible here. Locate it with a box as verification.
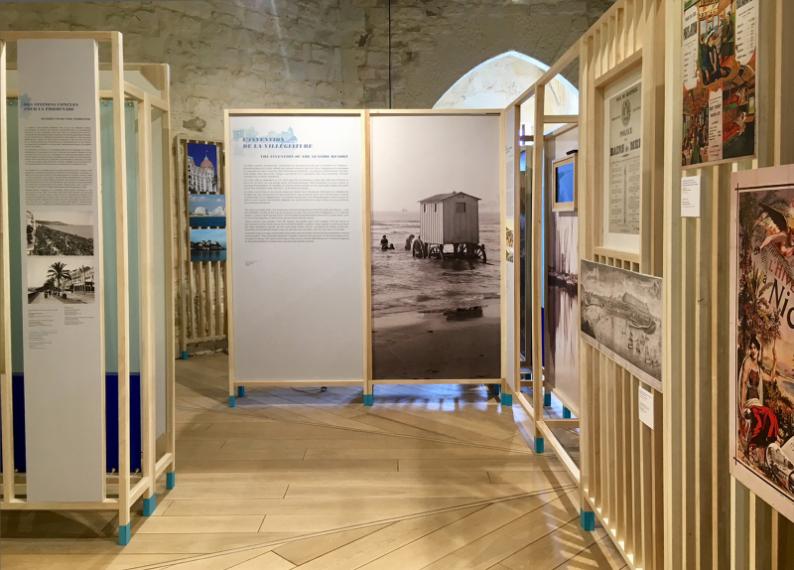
[371,211,500,318]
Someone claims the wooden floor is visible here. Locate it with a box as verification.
[0,353,624,569]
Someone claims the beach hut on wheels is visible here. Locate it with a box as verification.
[416,191,486,262]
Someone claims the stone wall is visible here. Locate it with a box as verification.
[0,0,613,140]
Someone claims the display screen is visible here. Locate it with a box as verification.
[555,161,575,203]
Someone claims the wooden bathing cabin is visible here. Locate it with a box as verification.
[416,191,486,262]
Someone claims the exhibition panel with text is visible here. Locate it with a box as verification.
[1,0,794,565]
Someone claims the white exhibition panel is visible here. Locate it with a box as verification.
[151,109,167,436]
[228,114,365,382]
[18,39,104,501]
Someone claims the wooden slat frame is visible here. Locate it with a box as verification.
[506,30,587,527]
[0,35,175,543]
[573,1,665,567]
[174,136,228,354]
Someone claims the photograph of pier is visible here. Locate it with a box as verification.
[580,260,662,383]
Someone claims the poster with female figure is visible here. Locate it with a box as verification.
[732,166,794,522]
[682,0,757,166]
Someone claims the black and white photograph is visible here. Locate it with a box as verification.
[370,115,500,380]
[26,256,95,304]
[26,208,94,256]
[580,259,662,383]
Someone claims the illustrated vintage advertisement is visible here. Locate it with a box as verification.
[682,0,757,167]
[580,260,662,386]
[607,82,642,237]
[732,179,794,519]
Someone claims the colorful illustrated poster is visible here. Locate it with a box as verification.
[732,178,794,521]
[607,82,642,237]
[18,39,103,501]
[682,0,757,166]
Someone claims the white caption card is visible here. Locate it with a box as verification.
[638,385,654,429]
[681,174,701,218]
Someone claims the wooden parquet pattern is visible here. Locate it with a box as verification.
[0,354,624,569]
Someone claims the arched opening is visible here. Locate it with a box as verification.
[433,50,578,135]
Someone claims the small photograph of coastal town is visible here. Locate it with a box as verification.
[26,256,95,304]
[370,116,501,381]
[189,194,226,228]
[26,208,94,256]
[190,228,226,262]
[186,141,219,194]
[580,260,662,382]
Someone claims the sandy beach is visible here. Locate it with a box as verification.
[373,298,500,379]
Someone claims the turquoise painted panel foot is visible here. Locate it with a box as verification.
[534,437,545,454]
[228,395,236,408]
[180,351,189,360]
[143,495,157,516]
[166,471,176,490]
[118,523,131,545]
[237,386,246,397]
[563,406,572,419]
[500,393,513,406]
[544,392,552,406]
[363,394,374,407]
[580,509,596,531]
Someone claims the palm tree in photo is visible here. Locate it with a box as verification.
[47,261,71,294]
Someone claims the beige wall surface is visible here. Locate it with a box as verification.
[0,0,611,140]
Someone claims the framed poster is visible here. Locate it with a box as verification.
[682,0,758,167]
[551,154,576,212]
[730,165,794,523]
[580,260,662,389]
[602,71,642,254]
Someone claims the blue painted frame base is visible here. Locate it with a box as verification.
[228,395,236,408]
[543,392,552,407]
[166,471,176,490]
[143,495,157,516]
[580,509,596,531]
[363,394,374,407]
[563,406,572,419]
[500,393,513,406]
[118,523,131,545]
[237,386,246,397]
[534,437,545,454]
[180,351,189,360]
